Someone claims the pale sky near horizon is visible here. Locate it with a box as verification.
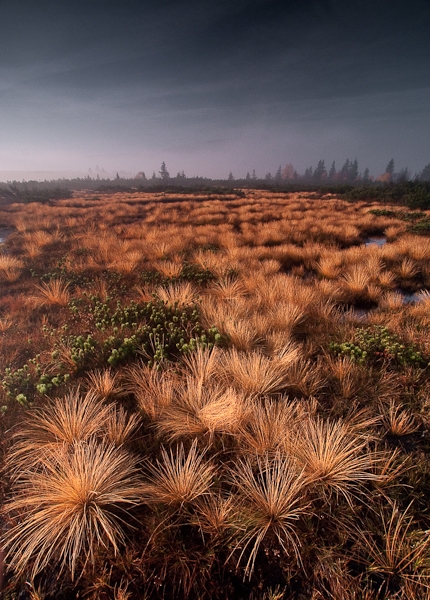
[1,0,429,181]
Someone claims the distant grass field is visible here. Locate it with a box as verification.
[1,189,430,599]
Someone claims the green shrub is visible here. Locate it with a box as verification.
[330,326,427,368]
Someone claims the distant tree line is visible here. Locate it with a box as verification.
[1,160,430,208]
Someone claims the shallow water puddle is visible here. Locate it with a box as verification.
[364,236,387,247]
[397,288,429,304]
[0,229,13,243]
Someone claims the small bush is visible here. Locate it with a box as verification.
[330,325,427,368]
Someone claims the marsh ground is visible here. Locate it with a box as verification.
[0,189,430,599]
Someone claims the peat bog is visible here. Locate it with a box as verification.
[0,189,430,599]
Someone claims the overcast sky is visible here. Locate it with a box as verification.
[0,0,429,180]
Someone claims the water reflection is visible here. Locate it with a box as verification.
[364,237,387,247]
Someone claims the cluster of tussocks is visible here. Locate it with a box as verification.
[0,190,430,599]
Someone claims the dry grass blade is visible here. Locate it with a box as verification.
[141,439,214,506]
[229,453,309,578]
[2,440,142,580]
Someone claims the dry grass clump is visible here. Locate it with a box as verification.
[327,355,366,401]
[6,390,112,475]
[104,405,141,446]
[26,278,71,307]
[207,276,247,301]
[354,502,430,592]
[221,344,300,396]
[228,454,309,577]
[394,258,419,280]
[0,254,24,281]
[124,362,178,419]
[2,439,142,579]
[157,384,248,442]
[379,400,419,437]
[154,259,183,279]
[237,397,306,457]
[290,416,383,504]
[155,281,198,307]
[109,250,142,273]
[141,439,215,506]
[86,368,125,400]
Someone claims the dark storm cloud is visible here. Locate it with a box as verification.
[1,0,429,177]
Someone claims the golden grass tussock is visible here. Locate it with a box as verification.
[178,346,222,393]
[2,439,142,580]
[221,314,265,351]
[384,224,407,241]
[267,302,305,334]
[191,249,226,275]
[124,362,178,419]
[394,257,419,280]
[406,238,430,261]
[156,348,248,443]
[237,397,305,457]
[6,390,112,475]
[327,355,366,401]
[154,259,183,279]
[22,241,44,259]
[207,276,247,301]
[193,494,238,540]
[157,384,248,442]
[141,439,215,506]
[228,453,309,578]
[315,255,343,280]
[0,254,24,282]
[26,278,71,307]
[290,416,384,504]
[154,281,198,307]
[86,368,125,400]
[104,405,141,447]
[22,230,57,248]
[108,250,143,273]
[341,265,372,297]
[379,400,419,437]
[377,269,397,289]
[221,344,300,396]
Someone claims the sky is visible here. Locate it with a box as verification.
[0,0,429,181]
